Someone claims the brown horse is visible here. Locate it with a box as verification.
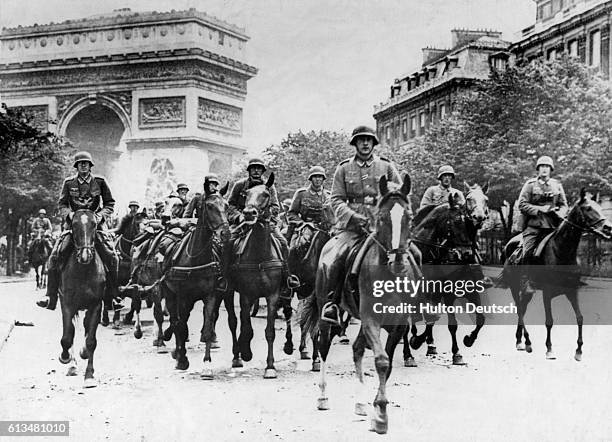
[302,174,415,434]
[58,209,105,388]
[501,189,612,360]
[229,173,293,378]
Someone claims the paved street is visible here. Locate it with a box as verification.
[1,274,612,441]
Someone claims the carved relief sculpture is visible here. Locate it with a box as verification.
[139,96,186,129]
[197,97,242,133]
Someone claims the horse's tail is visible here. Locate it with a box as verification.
[300,292,320,338]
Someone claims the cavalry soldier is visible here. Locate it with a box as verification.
[183,174,221,219]
[112,201,140,236]
[227,158,299,296]
[153,201,165,220]
[176,183,190,216]
[36,151,123,311]
[320,125,403,325]
[420,165,465,210]
[32,209,53,235]
[286,165,330,244]
[518,155,568,294]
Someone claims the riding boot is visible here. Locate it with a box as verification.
[36,233,71,311]
[95,232,124,310]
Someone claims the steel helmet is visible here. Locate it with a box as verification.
[155,201,165,210]
[349,125,379,146]
[204,173,220,185]
[247,158,267,171]
[437,165,456,180]
[73,151,94,168]
[38,208,47,215]
[176,183,189,192]
[128,200,140,208]
[308,165,326,181]
[536,155,554,171]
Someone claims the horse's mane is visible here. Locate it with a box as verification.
[413,204,450,229]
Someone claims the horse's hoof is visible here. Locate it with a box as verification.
[171,349,177,360]
[317,397,329,410]
[409,336,421,350]
[300,351,310,360]
[59,353,71,364]
[312,361,321,372]
[546,351,556,360]
[162,328,173,342]
[370,417,388,434]
[175,359,189,371]
[338,335,350,345]
[452,354,466,365]
[134,328,143,340]
[575,352,582,362]
[354,402,368,416]
[66,366,78,377]
[263,368,277,379]
[525,344,533,353]
[283,342,294,355]
[83,377,97,389]
[241,349,253,362]
[79,348,89,360]
[463,335,474,348]
[101,317,109,327]
[232,358,243,368]
[404,356,417,367]
[516,342,526,351]
[426,345,437,356]
[200,368,214,380]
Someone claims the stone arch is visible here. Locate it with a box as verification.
[58,95,131,138]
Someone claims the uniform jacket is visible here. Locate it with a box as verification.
[227,177,280,225]
[183,193,202,218]
[287,185,330,225]
[32,217,52,232]
[59,174,115,222]
[330,154,401,230]
[419,184,465,210]
[518,177,568,229]
[115,214,138,238]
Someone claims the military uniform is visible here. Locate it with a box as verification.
[518,176,568,260]
[32,217,53,233]
[183,193,202,219]
[286,185,330,242]
[419,184,465,210]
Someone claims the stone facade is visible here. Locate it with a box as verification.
[0,8,257,211]
[373,29,510,149]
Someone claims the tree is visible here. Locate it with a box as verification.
[418,56,612,236]
[0,104,71,275]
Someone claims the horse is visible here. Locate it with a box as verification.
[501,189,612,360]
[58,209,106,388]
[301,174,415,434]
[229,173,294,378]
[161,191,233,378]
[29,230,52,290]
[407,183,489,366]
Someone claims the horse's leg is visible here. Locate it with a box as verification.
[566,290,583,361]
[174,294,193,371]
[123,299,135,325]
[403,323,416,367]
[543,290,555,360]
[153,289,167,351]
[263,292,281,378]
[316,322,333,410]
[237,294,255,362]
[311,330,320,372]
[201,291,222,380]
[297,298,310,359]
[101,304,109,327]
[251,298,260,317]
[463,293,485,348]
[361,319,389,434]
[59,303,75,366]
[83,301,101,388]
[35,266,40,289]
[352,327,368,416]
[283,298,294,356]
[384,325,405,379]
[223,292,241,368]
[133,292,143,340]
[446,298,465,365]
[42,263,47,289]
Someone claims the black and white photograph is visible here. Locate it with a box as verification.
[1,0,612,440]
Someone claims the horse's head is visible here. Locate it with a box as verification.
[463,181,489,227]
[376,173,413,273]
[201,193,229,231]
[568,189,612,239]
[445,193,474,252]
[243,173,275,224]
[71,209,97,264]
[160,195,184,225]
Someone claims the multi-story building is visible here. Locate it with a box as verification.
[511,0,612,78]
[373,29,510,148]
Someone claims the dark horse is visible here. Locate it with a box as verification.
[407,183,489,366]
[302,174,415,434]
[501,189,612,360]
[161,192,233,378]
[58,209,106,388]
[30,230,53,290]
[229,173,294,378]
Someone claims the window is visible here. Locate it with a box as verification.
[440,104,447,119]
[410,116,417,138]
[568,39,578,57]
[547,48,557,61]
[552,0,563,14]
[218,32,225,45]
[538,1,553,20]
[419,112,426,134]
[491,56,507,70]
[590,30,601,67]
[386,125,391,143]
[402,119,408,141]
[395,122,400,145]
[430,106,436,124]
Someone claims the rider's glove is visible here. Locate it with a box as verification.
[350,213,369,228]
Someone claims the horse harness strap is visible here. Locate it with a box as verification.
[534,230,557,258]
[232,259,285,272]
[165,261,220,281]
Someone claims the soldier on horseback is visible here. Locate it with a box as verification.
[32,209,53,235]
[286,165,331,244]
[228,158,299,297]
[518,155,568,294]
[176,183,190,216]
[111,201,140,236]
[36,151,123,311]
[320,125,403,326]
[419,165,465,210]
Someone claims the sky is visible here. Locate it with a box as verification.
[0,0,535,153]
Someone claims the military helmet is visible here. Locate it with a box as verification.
[308,165,326,181]
[38,208,47,215]
[536,155,554,171]
[155,201,165,210]
[73,151,94,168]
[128,200,140,208]
[247,158,266,171]
[349,125,379,147]
[437,165,456,180]
[204,173,220,185]
[176,183,189,192]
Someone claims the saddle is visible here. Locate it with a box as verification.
[508,231,556,265]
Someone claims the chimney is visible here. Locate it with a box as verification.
[422,47,449,66]
[451,28,502,47]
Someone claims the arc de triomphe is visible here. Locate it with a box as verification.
[0,8,257,209]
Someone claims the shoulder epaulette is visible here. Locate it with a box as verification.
[379,156,391,162]
[526,177,537,183]
[339,158,350,165]
[93,175,107,182]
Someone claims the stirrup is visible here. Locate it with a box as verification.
[215,276,229,293]
[287,274,300,289]
[321,302,341,326]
